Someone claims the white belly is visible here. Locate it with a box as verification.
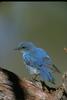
[26,65,39,75]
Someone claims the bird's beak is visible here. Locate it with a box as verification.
[13,48,19,51]
[13,47,22,51]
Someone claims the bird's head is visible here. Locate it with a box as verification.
[14,41,36,53]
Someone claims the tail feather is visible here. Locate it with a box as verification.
[39,66,55,84]
[48,71,55,85]
[52,64,61,74]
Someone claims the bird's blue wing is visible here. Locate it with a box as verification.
[36,48,61,74]
[22,48,52,70]
[36,48,52,65]
[22,52,40,75]
[22,52,39,68]
[22,53,32,66]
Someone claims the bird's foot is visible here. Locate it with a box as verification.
[31,74,39,82]
[31,77,39,83]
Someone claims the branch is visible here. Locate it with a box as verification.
[64,48,67,53]
[0,67,67,100]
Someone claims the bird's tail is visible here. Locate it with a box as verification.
[48,71,55,85]
[39,66,55,85]
[52,64,62,74]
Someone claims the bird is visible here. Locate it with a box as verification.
[14,41,61,85]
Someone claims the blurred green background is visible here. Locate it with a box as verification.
[0,2,67,85]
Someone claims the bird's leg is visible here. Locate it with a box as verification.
[31,74,43,89]
[31,74,40,83]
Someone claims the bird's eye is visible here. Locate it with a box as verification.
[22,46,26,49]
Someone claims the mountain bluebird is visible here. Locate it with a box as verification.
[14,41,61,84]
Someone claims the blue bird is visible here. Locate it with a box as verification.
[14,41,61,84]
